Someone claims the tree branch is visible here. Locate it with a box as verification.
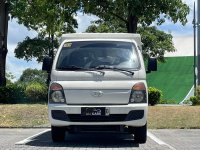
[94,1,128,24]
[109,11,128,24]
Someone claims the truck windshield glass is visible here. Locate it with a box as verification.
[56,41,140,70]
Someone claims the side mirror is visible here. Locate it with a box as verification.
[147,58,157,73]
[42,57,53,73]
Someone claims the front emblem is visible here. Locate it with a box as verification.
[91,91,103,97]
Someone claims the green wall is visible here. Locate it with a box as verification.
[147,56,194,103]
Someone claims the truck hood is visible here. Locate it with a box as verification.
[51,70,146,105]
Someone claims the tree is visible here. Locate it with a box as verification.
[14,36,59,62]
[85,23,175,61]
[18,68,48,85]
[10,0,79,34]
[138,26,175,61]
[82,0,189,33]
[85,22,126,33]
[10,0,79,59]
[0,1,9,86]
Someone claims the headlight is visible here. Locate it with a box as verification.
[129,82,147,103]
[49,83,66,103]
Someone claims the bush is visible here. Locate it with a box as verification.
[188,86,200,106]
[25,82,48,103]
[148,87,162,106]
[0,84,26,104]
[189,96,200,106]
[196,86,200,100]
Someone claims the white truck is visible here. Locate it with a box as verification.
[42,33,157,143]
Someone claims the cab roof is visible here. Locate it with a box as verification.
[60,33,142,49]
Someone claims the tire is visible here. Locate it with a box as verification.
[51,126,66,142]
[129,124,147,144]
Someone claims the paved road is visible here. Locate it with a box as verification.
[152,129,200,150]
[0,128,200,150]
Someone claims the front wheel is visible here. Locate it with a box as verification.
[51,126,66,142]
[128,124,147,144]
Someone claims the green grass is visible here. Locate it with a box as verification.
[148,106,200,129]
[147,56,194,103]
[0,104,48,127]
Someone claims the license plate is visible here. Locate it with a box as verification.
[81,107,109,116]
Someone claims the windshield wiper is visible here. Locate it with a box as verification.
[57,65,105,75]
[94,65,134,75]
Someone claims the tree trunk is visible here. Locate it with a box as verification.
[0,47,7,86]
[126,15,138,33]
[0,2,9,86]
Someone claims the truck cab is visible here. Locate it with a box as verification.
[42,33,157,143]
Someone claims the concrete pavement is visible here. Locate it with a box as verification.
[0,128,199,150]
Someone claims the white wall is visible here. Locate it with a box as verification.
[165,36,194,57]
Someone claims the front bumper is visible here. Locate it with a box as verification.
[48,104,147,127]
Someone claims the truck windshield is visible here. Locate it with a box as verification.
[56,41,140,70]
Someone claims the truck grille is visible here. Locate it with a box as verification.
[68,114,126,122]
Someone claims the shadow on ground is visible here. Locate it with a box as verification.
[26,131,139,148]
